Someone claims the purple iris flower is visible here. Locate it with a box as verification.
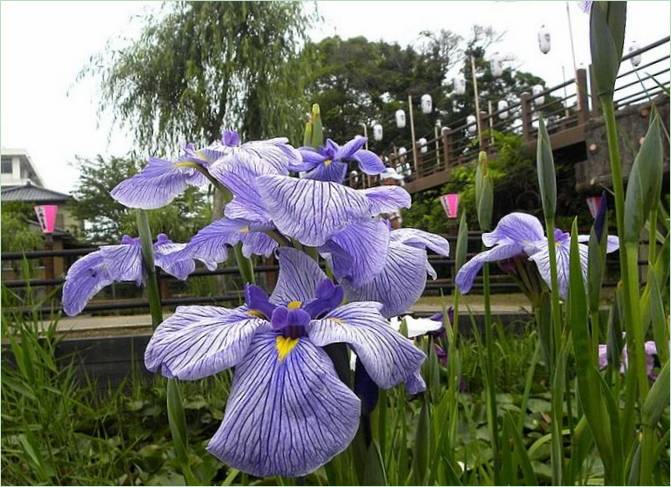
[292,136,385,183]
[598,340,658,379]
[188,154,411,284]
[62,234,210,316]
[455,212,619,299]
[111,130,300,210]
[341,229,450,318]
[144,248,426,477]
[110,143,219,210]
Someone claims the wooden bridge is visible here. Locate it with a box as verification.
[353,36,670,195]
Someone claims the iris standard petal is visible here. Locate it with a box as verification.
[455,243,523,294]
[62,252,113,316]
[257,175,372,246]
[335,135,367,160]
[322,218,390,287]
[308,301,426,390]
[342,241,428,318]
[144,305,268,380]
[111,157,201,209]
[482,212,545,252]
[362,186,412,215]
[269,247,327,306]
[351,149,385,175]
[207,331,360,477]
[292,148,327,172]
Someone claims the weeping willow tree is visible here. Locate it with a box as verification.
[80,1,316,153]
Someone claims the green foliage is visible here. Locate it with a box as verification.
[80,1,316,151]
[70,155,210,243]
[302,26,556,153]
[1,202,43,252]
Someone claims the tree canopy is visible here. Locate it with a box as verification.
[81,1,316,153]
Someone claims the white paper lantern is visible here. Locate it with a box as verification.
[421,94,433,114]
[466,114,477,134]
[628,40,642,67]
[537,24,551,54]
[418,137,428,153]
[497,100,509,119]
[395,109,406,128]
[532,84,545,106]
[490,52,504,77]
[373,123,383,141]
[453,73,466,95]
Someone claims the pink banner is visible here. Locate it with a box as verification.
[440,193,459,219]
[34,205,58,233]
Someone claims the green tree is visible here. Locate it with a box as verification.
[70,155,211,243]
[80,1,316,151]
[1,202,43,252]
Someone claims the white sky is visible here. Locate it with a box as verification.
[1,1,669,193]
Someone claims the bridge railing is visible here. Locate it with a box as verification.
[380,36,669,188]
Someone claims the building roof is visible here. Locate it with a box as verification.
[1,182,70,203]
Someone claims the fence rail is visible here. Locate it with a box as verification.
[351,36,670,193]
[1,230,639,317]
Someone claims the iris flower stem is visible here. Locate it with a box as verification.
[136,210,163,328]
[482,262,500,484]
[267,230,291,248]
[543,216,563,485]
[601,97,641,446]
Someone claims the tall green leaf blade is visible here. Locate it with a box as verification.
[642,360,670,428]
[567,220,614,476]
[363,441,388,486]
[412,398,431,485]
[455,212,469,273]
[475,152,493,231]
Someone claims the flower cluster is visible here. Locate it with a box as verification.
[455,212,619,298]
[62,129,450,477]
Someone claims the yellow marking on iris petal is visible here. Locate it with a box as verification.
[324,159,333,166]
[174,161,198,169]
[276,336,300,361]
[287,300,302,310]
[240,225,251,234]
[247,310,265,319]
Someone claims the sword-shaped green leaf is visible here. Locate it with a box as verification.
[536,117,556,221]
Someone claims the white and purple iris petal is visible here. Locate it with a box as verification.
[342,229,450,318]
[598,340,658,379]
[293,136,385,183]
[167,218,278,271]
[455,212,546,294]
[144,247,426,477]
[257,175,410,247]
[208,129,300,175]
[62,235,200,316]
[529,229,619,299]
[111,150,209,210]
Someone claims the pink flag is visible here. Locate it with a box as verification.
[440,193,459,219]
[34,205,58,233]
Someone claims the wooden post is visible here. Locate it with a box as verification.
[575,68,590,125]
[434,126,440,166]
[408,95,419,176]
[588,64,600,117]
[470,55,483,148]
[441,128,452,168]
[521,93,532,143]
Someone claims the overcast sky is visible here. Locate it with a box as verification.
[1,1,669,193]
